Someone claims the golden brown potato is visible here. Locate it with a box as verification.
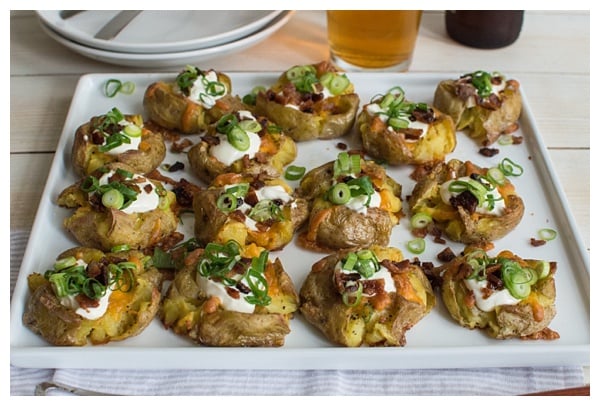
[160,242,299,347]
[357,87,456,165]
[143,67,242,134]
[434,247,558,340]
[433,71,522,146]
[57,163,179,251]
[193,173,309,251]
[187,110,297,184]
[297,152,403,252]
[71,107,166,177]
[253,61,360,141]
[408,158,525,244]
[299,246,435,347]
[23,247,163,346]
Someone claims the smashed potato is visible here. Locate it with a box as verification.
[143,66,242,134]
[433,71,522,146]
[254,61,360,141]
[187,110,297,184]
[160,241,299,347]
[297,152,403,252]
[358,86,456,165]
[193,173,309,251]
[434,247,558,339]
[23,247,163,346]
[408,158,524,244]
[299,246,435,347]
[57,163,179,251]
[71,107,166,177]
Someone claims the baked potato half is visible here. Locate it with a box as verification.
[71,107,166,177]
[299,246,435,347]
[23,247,163,346]
[358,86,456,165]
[254,60,360,141]
[434,247,558,340]
[143,66,242,134]
[408,158,525,244]
[57,163,179,251]
[297,151,403,252]
[433,71,522,146]
[193,173,309,251]
[160,241,299,347]
[187,109,297,184]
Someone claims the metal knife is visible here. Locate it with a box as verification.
[94,10,141,40]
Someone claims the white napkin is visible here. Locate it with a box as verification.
[10,230,584,396]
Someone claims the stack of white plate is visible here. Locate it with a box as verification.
[36,10,294,68]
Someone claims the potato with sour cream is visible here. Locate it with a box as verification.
[23,247,163,346]
[433,71,522,146]
[253,61,360,141]
[143,66,242,134]
[408,158,525,244]
[160,241,299,347]
[434,247,558,340]
[187,110,297,184]
[71,107,166,177]
[357,86,456,165]
[296,151,403,252]
[57,163,179,251]
[193,173,309,251]
[299,246,435,347]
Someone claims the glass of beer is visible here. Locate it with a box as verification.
[327,10,422,71]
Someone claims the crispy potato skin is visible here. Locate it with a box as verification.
[23,247,163,346]
[299,247,435,347]
[433,79,522,145]
[254,61,360,141]
[143,72,240,134]
[57,163,179,251]
[297,158,403,252]
[408,159,524,244]
[193,175,309,251]
[71,114,166,177]
[187,117,297,184]
[358,106,456,165]
[437,250,557,339]
[160,249,298,347]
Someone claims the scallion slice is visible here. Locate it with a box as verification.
[538,228,557,241]
[406,238,426,254]
[284,165,306,181]
[410,212,432,229]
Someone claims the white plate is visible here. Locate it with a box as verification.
[9,72,590,370]
[37,11,294,68]
[36,10,283,54]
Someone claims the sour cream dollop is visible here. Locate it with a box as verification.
[97,170,160,214]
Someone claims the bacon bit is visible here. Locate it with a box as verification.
[145,169,177,186]
[530,238,547,247]
[336,142,348,150]
[479,147,500,157]
[172,178,201,208]
[437,247,456,262]
[511,135,524,145]
[202,296,221,314]
[411,226,428,238]
[75,293,100,310]
[171,138,194,153]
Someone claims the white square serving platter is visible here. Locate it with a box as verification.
[10,72,590,370]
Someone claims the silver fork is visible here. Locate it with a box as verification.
[35,381,117,396]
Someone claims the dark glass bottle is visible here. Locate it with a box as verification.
[445,10,524,49]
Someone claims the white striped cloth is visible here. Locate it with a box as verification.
[10,231,584,396]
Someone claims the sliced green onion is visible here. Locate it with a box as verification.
[104,79,135,97]
[238,119,262,133]
[410,213,432,229]
[81,176,99,193]
[406,238,426,254]
[328,183,351,205]
[216,192,239,213]
[227,127,250,151]
[328,74,350,95]
[486,167,506,186]
[342,282,363,307]
[102,189,125,209]
[388,117,410,129]
[535,261,551,279]
[499,158,524,176]
[538,228,557,241]
[123,124,142,137]
[225,183,249,198]
[111,244,130,253]
[284,165,306,181]
[54,257,77,271]
[497,134,514,145]
[341,252,358,271]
